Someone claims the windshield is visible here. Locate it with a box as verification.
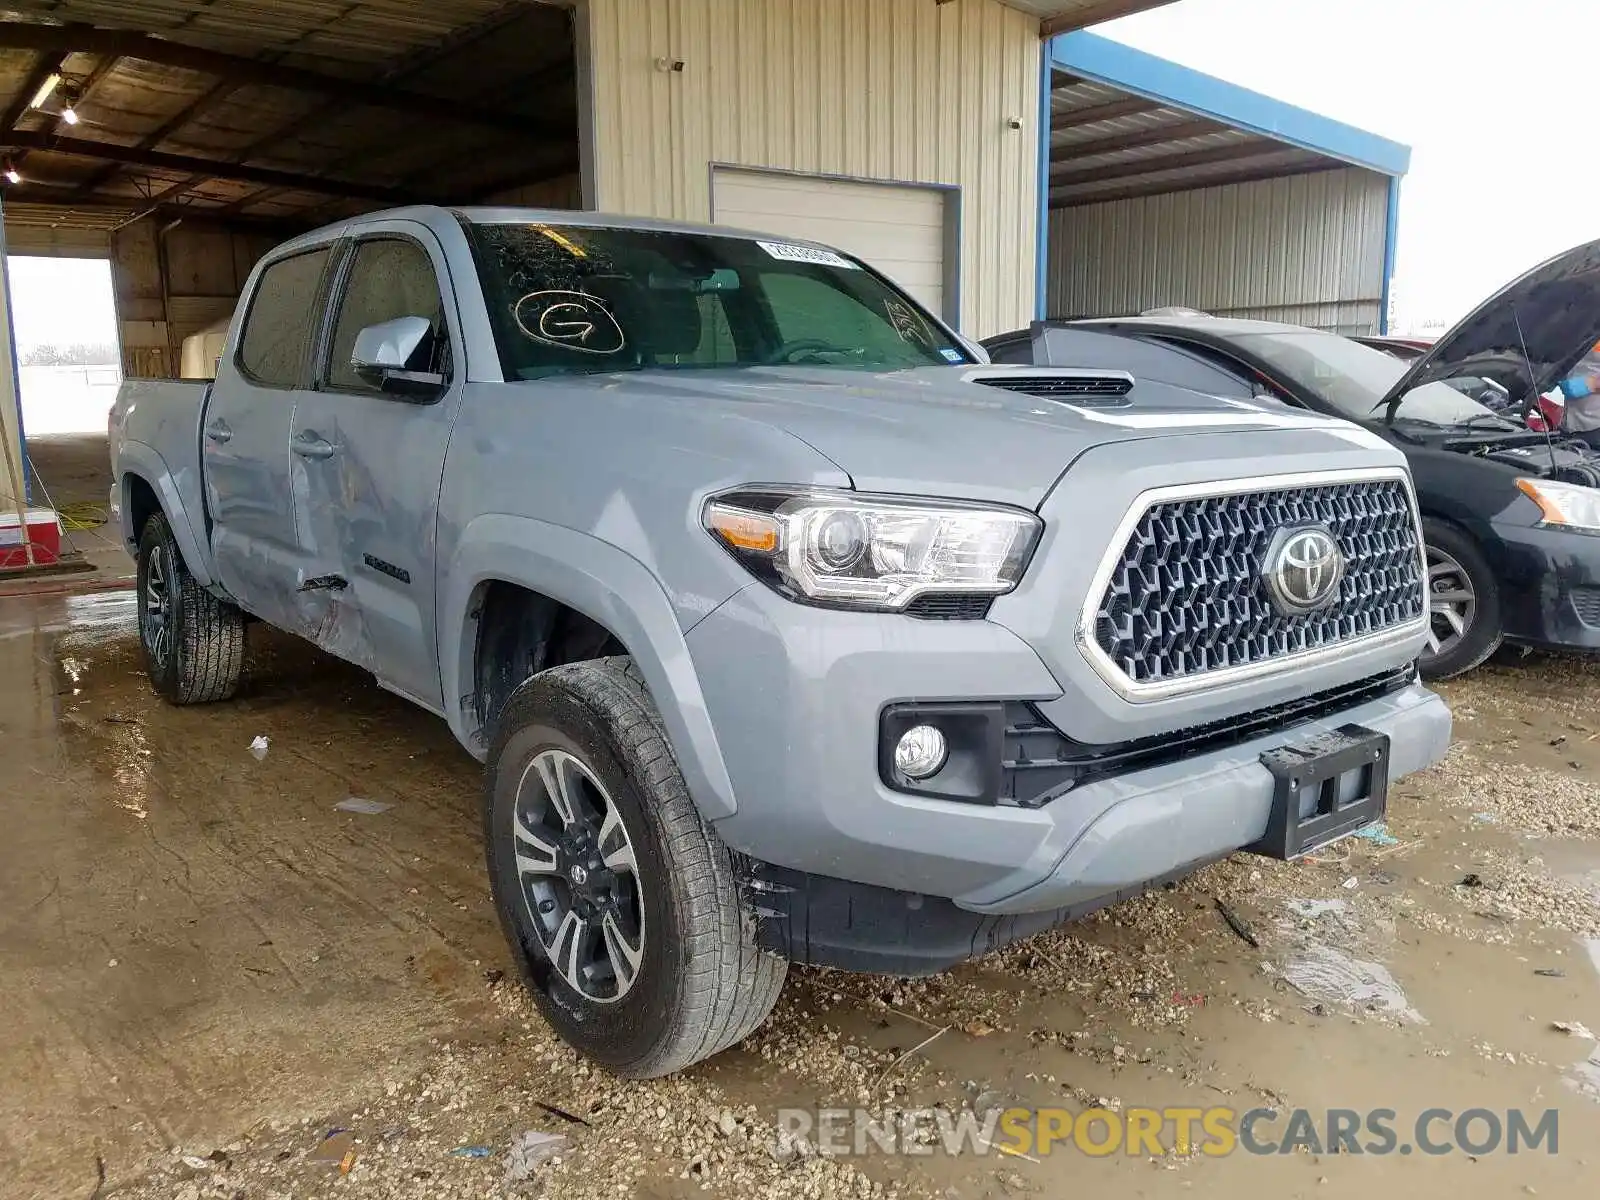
[1233,330,1506,426]
[465,222,967,380]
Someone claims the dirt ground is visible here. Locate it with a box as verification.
[2,434,135,592]
[4,588,1600,1200]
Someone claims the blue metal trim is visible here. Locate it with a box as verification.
[1048,31,1411,179]
[1379,175,1401,334]
[1035,44,1052,321]
[0,198,30,503]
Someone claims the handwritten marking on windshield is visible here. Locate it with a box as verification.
[513,290,626,355]
[884,297,935,349]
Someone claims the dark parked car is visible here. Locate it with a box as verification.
[987,238,1600,680]
[1353,334,1434,361]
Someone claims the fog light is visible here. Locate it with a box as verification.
[893,724,948,779]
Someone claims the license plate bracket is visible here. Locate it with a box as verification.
[1247,724,1390,860]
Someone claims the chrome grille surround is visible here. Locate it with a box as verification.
[1077,468,1429,703]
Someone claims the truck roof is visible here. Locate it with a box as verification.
[264,203,838,259]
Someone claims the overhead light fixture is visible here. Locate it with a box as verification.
[60,101,80,125]
[29,72,62,110]
[4,161,21,186]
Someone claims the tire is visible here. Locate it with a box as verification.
[1419,517,1502,681]
[136,511,247,704]
[484,657,786,1078]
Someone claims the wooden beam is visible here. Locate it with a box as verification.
[1050,118,1219,169]
[73,77,243,197]
[0,130,426,205]
[6,50,124,179]
[144,1,550,209]
[1051,160,1339,208]
[1050,140,1288,187]
[0,48,70,133]
[0,20,568,138]
[339,57,578,195]
[1050,95,1166,131]
[209,184,288,217]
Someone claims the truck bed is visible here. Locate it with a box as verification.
[109,378,214,578]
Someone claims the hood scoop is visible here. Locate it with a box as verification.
[966,368,1134,406]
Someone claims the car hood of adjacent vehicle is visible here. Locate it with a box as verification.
[558,365,1365,509]
[1380,235,1600,414]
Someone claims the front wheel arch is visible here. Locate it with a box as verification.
[1418,515,1503,680]
[437,514,741,820]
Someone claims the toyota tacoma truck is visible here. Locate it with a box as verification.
[109,205,1452,1077]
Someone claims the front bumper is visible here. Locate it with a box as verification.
[688,583,1452,917]
[1489,521,1600,650]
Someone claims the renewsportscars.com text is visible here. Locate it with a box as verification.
[776,1106,1560,1159]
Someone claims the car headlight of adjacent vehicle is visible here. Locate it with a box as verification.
[703,488,1042,611]
[1517,478,1600,532]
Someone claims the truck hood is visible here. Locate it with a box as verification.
[563,365,1370,508]
[1381,236,1600,413]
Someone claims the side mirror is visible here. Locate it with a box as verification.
[351,316,446,398]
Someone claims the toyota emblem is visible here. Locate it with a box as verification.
[1263,525,1345,616]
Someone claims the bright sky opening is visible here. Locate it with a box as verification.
[1100,0,1597,333]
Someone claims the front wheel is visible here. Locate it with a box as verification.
[137,512,246,704]
[1419,518,1502,681]
[484,658,786,1077]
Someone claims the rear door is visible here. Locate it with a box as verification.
[299,223,464,710]
[204,245,334,629]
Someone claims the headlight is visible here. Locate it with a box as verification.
[1516,478,1600,531]
[703,488,1042,611]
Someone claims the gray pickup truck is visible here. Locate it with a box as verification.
[109,205,1452,1077]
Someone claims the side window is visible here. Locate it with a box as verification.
[326,238,447,393]
[237,248,332,388]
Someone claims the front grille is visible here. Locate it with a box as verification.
[904,594,993,621]
[977,374,1132,403]
[1001,664,1416,807]
[1093,479,1424,688]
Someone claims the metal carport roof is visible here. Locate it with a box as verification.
[1044,30,1410,210]
[1036,29,1412,324]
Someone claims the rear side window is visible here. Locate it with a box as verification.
[326,238,448,392]
[237,248,332,388]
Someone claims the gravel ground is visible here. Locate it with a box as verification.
[15,621,1595,1200]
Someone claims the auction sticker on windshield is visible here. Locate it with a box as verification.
[757,241,859,269]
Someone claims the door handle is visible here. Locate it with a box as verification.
[205,420,232,444]
[292,431,337,461]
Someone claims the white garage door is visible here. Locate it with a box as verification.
[711,168,949,318]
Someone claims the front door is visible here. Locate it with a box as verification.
[205,245,334,631]
[301,226,464,710]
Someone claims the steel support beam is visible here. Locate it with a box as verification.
[0,131,426,205]
[0,20,565,138]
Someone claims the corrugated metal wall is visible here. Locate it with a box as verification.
[1046,167,1390,335]
[111,220,278,379]
[583,0,1041,337]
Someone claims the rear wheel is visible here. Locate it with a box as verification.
[1419,518,1502,681]
[484,657,786,1077]
[137,512,246,704]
